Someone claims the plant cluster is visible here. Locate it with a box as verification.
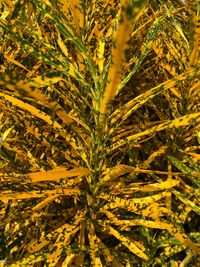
[0,0,199,266]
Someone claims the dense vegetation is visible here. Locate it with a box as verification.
[0,0,199,266]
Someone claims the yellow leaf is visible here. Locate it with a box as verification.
[141,178,180,192]
[0,187,80,201]
[68,0,84,33]
[100,0,149,118]
[28,210,84,254]
[111,112,200,151]
[27,166,90,182]
[100,192,168,212]
[32,195,57,211]
[0,260,6,267]
[101,164,134,184]
[110,68,198,126]
[141,146,168,168]
[189,16,200,66]
[89,222,103,267]
[28,76,64,87]
[0,92,62,129]
[96,37,105,73]
[100,0,132,117]
[4,53,29,71]
[164,223,200,255]
[101,224,148,260]
[2,0,14,10]
[62,254,75,266]
[0,126,13,146]
[57,29,69,58]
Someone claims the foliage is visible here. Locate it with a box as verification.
[0,0,200,266]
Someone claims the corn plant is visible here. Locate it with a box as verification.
[0,0,200,266]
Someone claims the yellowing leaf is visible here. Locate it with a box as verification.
[100,0,132,118]
[110,112,200,151]
[32,195,57,211]
[100,192,168,212]
[189,16,200,66]
[100,0,149,120]
[163,223,200,255]
[89,222,103,267]
[141,179,180,191]
[28,76,63,87]
[57,29,69,58]
[0,187,80,201]
[101,223,148,260]
[141,146,168,168]
[4,53,29,71]
[101,164,134,184]
[0,92,62,129]
[27,166,90,182]
[28,210,84,254]
[110,68,199,126]
[0,126,13,147]
[172,189,200,215]
[68,0,84,32]
[96,37,105,73]
[62,254,75,266]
